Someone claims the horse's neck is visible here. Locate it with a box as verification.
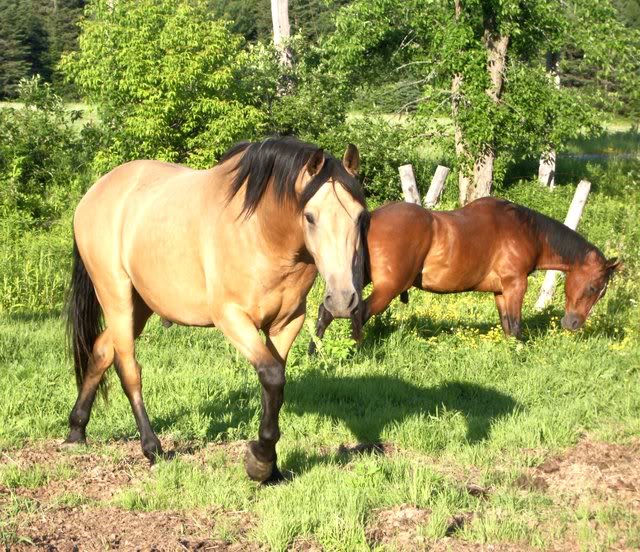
[256,197,307,266]
[535,231,573,272]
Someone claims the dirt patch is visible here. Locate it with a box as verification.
[11,506,257,551]
[528,438,640,511]
[0,439,247,506]
[366,503,431,549]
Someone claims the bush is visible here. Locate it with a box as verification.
[61,0,274,172]
[0,77,91,225]
[313,116,443,205]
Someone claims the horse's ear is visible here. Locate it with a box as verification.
[606,257,623,274]
[306,148,325,177]
[342,144,360,176]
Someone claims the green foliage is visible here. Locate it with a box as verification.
[0,0,85,99]
[328,0,640,190]
[0,0,50,98]
[61,0,272,172]
[0,77,90,224]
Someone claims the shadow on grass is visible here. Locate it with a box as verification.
[187,371,519,476]
[281,373,519,474]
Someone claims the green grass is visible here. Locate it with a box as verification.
[1,132,639,549]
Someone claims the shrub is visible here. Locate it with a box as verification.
[0,77,90,225]
[61,0,273,172]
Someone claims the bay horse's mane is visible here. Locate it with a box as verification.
[510,202,603,264]
[220,136,365,217]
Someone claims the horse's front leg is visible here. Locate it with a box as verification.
[217,306,305,483]
[495,277,527,339]
[308,302,334,355]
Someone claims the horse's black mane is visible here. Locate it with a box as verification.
[511,203,603,264]
[219,136,365,217]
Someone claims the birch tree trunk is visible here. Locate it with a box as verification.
[461,32,509,204]
[452,1,473,205]
[456,8,509,205]
[538,52,560,188]
[271,0,292,68]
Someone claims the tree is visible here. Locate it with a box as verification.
[61,0,275,172]
[271,0,292,67]
[0,0,50,98]
[327,0,639,204]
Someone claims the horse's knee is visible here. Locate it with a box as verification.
[256,362,285,391]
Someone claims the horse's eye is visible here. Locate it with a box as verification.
[588,285,598,295]
[304,213,315,225]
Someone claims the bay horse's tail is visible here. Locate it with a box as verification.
[66,240,105,397]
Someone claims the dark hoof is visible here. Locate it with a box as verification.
[244,441,276,482]
[63,428,87,445]
[142,439,165,465]
[261,466,287,486]
[308,340,317,356]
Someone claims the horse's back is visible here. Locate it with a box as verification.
[73,160,225,326]
[425,197,538,292]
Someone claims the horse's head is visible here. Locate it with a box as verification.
[299,144,368,318]
[562,251,623,330]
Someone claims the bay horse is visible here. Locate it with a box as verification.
[310,198,622,351]
[66,137,367,483]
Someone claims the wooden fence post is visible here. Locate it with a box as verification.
[534,179,592,310]
[399,164,421,204]
[424,165,450,208]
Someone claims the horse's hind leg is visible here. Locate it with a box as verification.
[99,288,160,461]
[66,329,115,444]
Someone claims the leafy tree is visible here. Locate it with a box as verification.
[0,0,50,98]
[61,0,274,172]
[327,0,640,204]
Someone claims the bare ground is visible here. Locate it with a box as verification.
[2,437,639,550]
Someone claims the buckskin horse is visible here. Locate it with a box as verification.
[66,137,367,483]
[310,198,622,351]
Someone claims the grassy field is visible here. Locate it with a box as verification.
[1,131,639,549]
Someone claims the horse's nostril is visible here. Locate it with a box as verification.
[572,319,579,329]
[347,292,357,309]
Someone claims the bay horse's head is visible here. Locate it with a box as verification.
[299,144,368,318]
[562,251,623,330]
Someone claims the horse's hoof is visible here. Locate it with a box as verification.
[261,466,286,486]
[308,341,317,356]
[62,429,86,446]
[244,441,275,482]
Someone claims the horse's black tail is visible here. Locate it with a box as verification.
[66,240,105,398]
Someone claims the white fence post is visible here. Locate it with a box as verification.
[399,164,421,204]
[424,165,450,208]
[534,179,592,310]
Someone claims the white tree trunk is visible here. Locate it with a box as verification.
[271,0,292,67]
[399,164,421,204]
[458,31,509,205]
[538,52,561,188]
[534,180,592,310]
[424,165,449,208]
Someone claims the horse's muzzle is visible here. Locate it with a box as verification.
[324,288,358,318]
[561,313,583,331]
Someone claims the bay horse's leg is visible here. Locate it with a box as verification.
[308,303,334,355]
[494,293,510,336]
[363,285,398,322]
[65,329,115,444]
[216,307,303,483]
[497,278,528,338]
